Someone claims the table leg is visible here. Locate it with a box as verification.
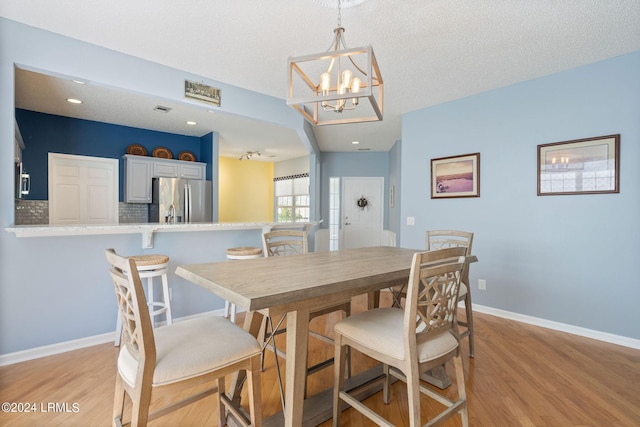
[284,307,310,427]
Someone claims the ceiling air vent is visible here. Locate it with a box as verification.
[154,105,172,113]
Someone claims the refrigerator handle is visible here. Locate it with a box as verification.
[185,184,192,223]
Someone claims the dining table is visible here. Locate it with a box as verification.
[175,246,476,427]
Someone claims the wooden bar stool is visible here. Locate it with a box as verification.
[225,247,263,323]
[114,254,172,346]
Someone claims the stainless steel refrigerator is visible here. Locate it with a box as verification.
[149,177,212,223]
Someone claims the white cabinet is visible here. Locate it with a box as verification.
[153,160,178,178]
[124,156,153,203]
[151,158,205,179]
[49,153,119,225]
[124,155,206,203]
[180,163,204,180]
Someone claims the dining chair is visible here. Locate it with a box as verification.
[426,230,475,357]
[261,230,350,407]
[106,248,262,427]
[333,247,469,427]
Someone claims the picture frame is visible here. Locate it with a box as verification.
[184,80,221,106]
[537,134,620,196]
[430,153,480,199]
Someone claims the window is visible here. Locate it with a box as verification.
[329,177,340,251]
[275,174,310,223]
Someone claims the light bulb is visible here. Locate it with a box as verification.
[320,72,331,96]
[342,69,352,89]
[351,77,361,94]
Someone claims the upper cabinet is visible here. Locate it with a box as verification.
[124,155,153,203]
[124,155,206,203]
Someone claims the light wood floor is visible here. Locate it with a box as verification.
[1,294,639,426]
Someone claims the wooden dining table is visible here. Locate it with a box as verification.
[175,246,475,427]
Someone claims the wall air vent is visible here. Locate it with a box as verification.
[154,105,172,113]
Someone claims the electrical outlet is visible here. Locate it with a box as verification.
[478,279,486,290]
[407,216,415,226]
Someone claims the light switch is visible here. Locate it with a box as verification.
[407,216,415,226]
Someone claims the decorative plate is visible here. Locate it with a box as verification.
[178,151,196,162]
[126,144,148,156]
[152,147,173,159]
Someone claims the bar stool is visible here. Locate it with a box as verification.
[225,246,263,322]
[114,254,172,346]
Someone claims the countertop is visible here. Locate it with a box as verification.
[5,221,321,248]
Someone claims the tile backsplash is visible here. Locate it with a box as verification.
[14,200,149,225]
[14,199,48,225]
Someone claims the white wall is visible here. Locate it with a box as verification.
[274,155,310,178]
[400,51,640,340]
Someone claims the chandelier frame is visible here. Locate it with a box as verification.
[287,35,383,125]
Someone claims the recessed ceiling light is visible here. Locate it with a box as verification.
[66,98,83,104]
[72,80,86,85]
[186,121,197,126]
[352,141,360,145]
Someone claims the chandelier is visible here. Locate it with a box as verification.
[287,0,383,126]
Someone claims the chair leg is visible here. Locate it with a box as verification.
[147,277,156,327]
[130,388,152,427]
[344,306,351,379]
[112,375,126,427]
[332,335,346,427]
[248,356,263,427]
[453,353,469,427]
[406,361,421,427]
[383,364,391,404]
[464,292,474,358]
[217,376,226,427]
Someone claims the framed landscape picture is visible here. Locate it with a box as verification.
[537,134,620,196]
[431,153,480,199]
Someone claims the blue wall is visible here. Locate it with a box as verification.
[399,51,640,340]
[15,109,207,200]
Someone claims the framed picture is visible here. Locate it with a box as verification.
[184,80,221,106]
[430,153,480,199]
[537,134,619,196]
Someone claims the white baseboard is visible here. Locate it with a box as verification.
[1,305,637,367]
[0,308,228,367]
[472,304,640,350]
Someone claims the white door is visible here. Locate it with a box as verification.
[48,153,118,225]
[342,177,384,249]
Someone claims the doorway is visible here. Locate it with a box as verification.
[342,177,384,249]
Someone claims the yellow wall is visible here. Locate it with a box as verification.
[218,157,274,222]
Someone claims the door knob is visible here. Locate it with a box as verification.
[345,222,352,226]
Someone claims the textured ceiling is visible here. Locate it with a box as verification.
[4,0,640,158]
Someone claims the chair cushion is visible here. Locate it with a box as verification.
[459,282,467,297]
[118,315,261,387]
[334,308,458,363]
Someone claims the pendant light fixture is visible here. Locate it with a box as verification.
[287,0,383,125]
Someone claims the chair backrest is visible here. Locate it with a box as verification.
[426,230,473,286]
[262,230,308,257]
[105,249,156,383]
[404,247,467,350]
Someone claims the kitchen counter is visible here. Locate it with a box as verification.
[5,221,321,248]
